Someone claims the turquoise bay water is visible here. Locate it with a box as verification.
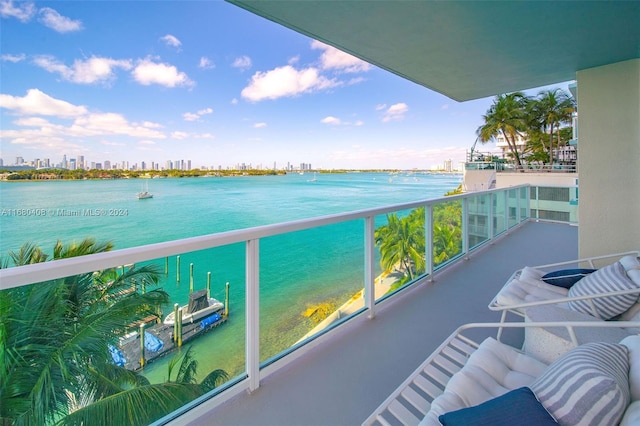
[0,172,461,381]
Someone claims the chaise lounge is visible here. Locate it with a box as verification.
[488,251,640,324]
[363,321,640,426]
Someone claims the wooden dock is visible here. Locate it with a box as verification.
[118,315,228,371]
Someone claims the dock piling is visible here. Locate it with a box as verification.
[176,256,181,284]
[207,272,211,299]
[225,282,230,317]
[173,303,179,343]
[189,263,194,293]
[139,323,146,368]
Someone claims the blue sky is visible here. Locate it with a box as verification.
[0,1,571,170]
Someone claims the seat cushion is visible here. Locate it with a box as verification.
[530,342,630,426]
[421,338,548,425]
[567,261,640,320]
[496,278,569,310]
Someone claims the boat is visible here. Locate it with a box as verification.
[137,191,153,199]
[163,289,224,325]
[137,180,153,199]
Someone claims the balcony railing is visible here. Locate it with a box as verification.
[0,184,576,424]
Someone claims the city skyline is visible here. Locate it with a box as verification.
[1,1,570,170]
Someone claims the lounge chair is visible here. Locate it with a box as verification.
[488,251,640,324]
[363,321,640,426]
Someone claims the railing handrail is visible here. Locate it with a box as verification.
[0,186,519,290]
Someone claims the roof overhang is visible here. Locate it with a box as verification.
[226,1,640,101]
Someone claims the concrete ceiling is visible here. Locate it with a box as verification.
[226,1,640,101]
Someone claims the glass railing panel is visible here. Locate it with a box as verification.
[0,246,244,425]
[467,193,490,249]
[433,199,463,269]
[530,186,577,224]
[258,220,365,362]
[507,189,519,229]
[519,187,529,221]
[493,190,507,236]
[373,207,425,297]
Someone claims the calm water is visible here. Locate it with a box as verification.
[0,172,461,381]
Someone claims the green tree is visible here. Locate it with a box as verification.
[375,209,425,281]
[477,92,529,168]
[0,239,224,426]
[528,89,575,164]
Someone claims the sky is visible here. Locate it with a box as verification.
[0,1,572,171]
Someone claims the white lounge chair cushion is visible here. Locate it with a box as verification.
[621,401,640,426]
[420,337,548,425]
[496,277,569,311]
[621,335,640,401]
[530,342,630,426]
[568,261,640,320]
[619,255,640,271]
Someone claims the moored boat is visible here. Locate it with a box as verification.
[163,289,224,325]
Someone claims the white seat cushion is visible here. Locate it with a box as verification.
[496,277,569,310]
[420,337,548,425]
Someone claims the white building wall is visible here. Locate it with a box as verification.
[577,59,640,257]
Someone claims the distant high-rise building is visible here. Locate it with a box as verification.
[16,156,24,166]
[90,162,96,169]
[141,161,147,171]
[69,159,77,170]
[104,160,111,170]
[62,155,68,169]
[95,163,102,170]
[165,160,172,170]
[187,160,191,170]
[0,158,4,167]
[77,155,85,170]
[444,159,452,172]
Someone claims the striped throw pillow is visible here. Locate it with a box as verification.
[567,261,640,319]
[530,342,630,426]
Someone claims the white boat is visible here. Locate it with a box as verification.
[163,289,224,325]
[137,181,153,199]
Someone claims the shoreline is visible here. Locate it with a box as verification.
[296,268,404,343]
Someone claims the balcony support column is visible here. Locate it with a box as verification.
[364,216,376,319]
[246,238,260,392]
[462,197,469,259]
[425,205,434,281]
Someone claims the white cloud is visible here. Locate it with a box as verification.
[311,40,371,73]
[1,53,26,62]
[232,55,252,71]
[0,88,87,117]
[171,131,189,140]
[253,122,267,128]
[71,113,166,138]
[199,57,215,69]
[241,65,339,102]
[382,103,409,122]
[139,140,156,145]
[231,98,238,105]
[375,104,387,111]
[182,107,212,122]
[160,34,181,48]
[38,7,82,33]
[321,116,341,125]
[0,0,36,22]
[33,55,133,85]
[132,58,194,88]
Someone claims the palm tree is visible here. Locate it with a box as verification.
[529,89,575,164]
[477,92,529,168]
[0,238,204,425]
[375,209,425,281]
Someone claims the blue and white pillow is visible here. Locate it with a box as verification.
[530,342,630,426]
[567,261,640,319]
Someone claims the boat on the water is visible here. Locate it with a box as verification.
[137,191,153,199]
[163,289,224,325]
[137,181,153,199]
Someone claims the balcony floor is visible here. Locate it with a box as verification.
[177,221,578,426]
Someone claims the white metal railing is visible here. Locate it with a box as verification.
[1,184,568,422]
